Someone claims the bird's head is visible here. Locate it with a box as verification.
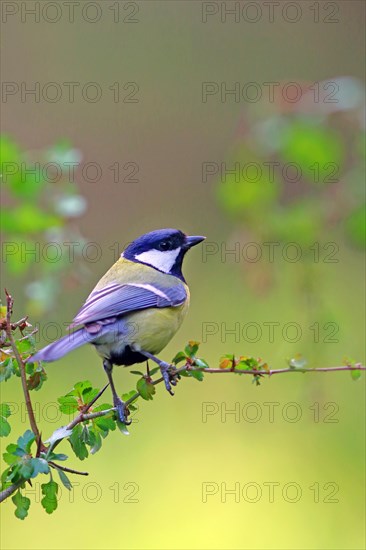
[123,229,205,280]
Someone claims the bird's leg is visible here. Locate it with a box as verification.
[103,359,131,424]
[136,350,177,395]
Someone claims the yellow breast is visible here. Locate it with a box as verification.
[125,291,189,355]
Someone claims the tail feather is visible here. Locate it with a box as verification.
[31,328,95,363]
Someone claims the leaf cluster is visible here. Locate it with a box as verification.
[1,331,363,520]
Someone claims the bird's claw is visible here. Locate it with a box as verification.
[160,361,179,395]
[114,397,131,425]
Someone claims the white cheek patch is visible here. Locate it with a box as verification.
[135,248,180,273]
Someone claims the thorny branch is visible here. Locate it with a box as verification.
[4,291,42,445]
[0,292,365,505]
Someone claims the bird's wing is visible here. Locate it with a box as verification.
[70,282,187,327]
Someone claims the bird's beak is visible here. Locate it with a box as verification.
[185,235,206,248]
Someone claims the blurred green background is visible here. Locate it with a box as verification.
[1,1,365,549]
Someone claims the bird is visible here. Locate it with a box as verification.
[31,228,205,423]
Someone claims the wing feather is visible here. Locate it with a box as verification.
[70,282,186,327]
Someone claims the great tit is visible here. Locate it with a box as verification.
[31,228,205,423]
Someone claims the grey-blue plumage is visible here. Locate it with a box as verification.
[31,316,149,366]
[31,327,93,362]
[30,228,205,423]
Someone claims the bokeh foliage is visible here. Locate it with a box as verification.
[1,136,88,316]
[216,77,365,272]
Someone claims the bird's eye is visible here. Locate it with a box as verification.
[159,240,171,251]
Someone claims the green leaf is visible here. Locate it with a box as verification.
[93,403,114,413]
[72,380,93,398]
[27,367,47,391]
[29,458,49,477]
[136,377,156,401]
[0,403,11,418]
[0,358,17,382]
[58,395,79,414]
[41,480,58,514]
[194,358,210,368]
[235,362,253,371]
[68,425,88,460]
[19,458,33,480]
[46,425,72,446]
[82,387,99,404]
[12,490,30,520]
[47,452,68,462]
[121,390,138,410]
[351,368,362,381]
[3,443,19,465]
[122,398,140,411]
[1,466,12,486]
[116,419,130,436]
[6,464,22,482]
[16,338,33,354]
[184,341,200,358]
[0,416,11,437]
[25,361,35,375]
[64,381,101,406]
[178,370,190,378]
[93,410,116,434]
[345,358,363,381]
[190,370,204,381]
[81,425,95,446]
[237,356,260,369]
[288,355,308,369]
[121,390,137,401]
[89,430,103,454]
[130,370,144,376]
[57,469,72,490]
[252,374,262,387]
[148,366,160,376]
[17,430,35,453]
[171,351,187,365]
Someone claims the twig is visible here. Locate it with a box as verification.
[187,365,366,375]
[124,363,365,404]
[1,295,365,509]
[1,360,365,505]
[82,383,109,413]
[48,384,111,453]
[0,480,24,503]
[18,328,39,341]
[4,290,41,442]
[50,362,366,433]
[48,462,89,476]
[66,383,110,431]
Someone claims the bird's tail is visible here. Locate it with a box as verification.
[31,328,95,363]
